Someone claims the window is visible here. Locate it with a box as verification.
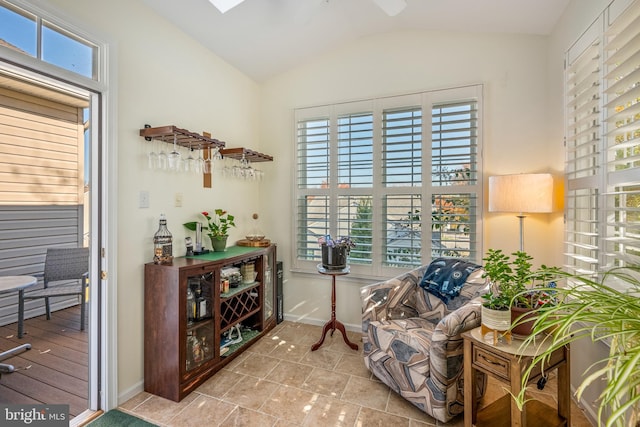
[294,86,483,277]
[565,0,640,276]
[0,0,97,79]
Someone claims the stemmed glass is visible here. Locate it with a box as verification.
[195,144,205,174]
[167,134,181,171]
[157,136,168,170]
[184,143,196,173]
[147,138,158,170]
[205,146,220,174]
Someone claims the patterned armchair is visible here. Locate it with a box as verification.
[361,260,490,423]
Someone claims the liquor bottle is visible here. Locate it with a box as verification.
[194,282,206,320]
[186,286,195,325]
[201,337,211,360]
[191,334,203,364]
[153,214,173,264]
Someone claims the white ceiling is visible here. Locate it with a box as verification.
[141,0,571,82]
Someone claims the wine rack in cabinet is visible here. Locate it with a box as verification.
[144,245,277,402]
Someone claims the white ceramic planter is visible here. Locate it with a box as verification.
[481,305,511,331]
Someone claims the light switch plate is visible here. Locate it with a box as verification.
[139,191,149,208]
[175,192,183,207]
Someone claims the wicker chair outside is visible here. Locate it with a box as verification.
[18,247,89,338]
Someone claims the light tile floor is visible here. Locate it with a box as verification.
[120,321,594,426]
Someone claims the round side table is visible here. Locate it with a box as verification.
[0,275,37,373]
[311,264,359,351]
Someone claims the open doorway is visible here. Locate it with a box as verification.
[0,68,99,421]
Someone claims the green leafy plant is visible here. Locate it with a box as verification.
[481,249,559,310]
[184,209,236,240]
[516,265,640,427]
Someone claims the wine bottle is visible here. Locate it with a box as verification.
[194,282,206,320]
[153,214,173,264]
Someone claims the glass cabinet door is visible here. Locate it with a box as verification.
[185,272,214,372]
[263,250,274,322]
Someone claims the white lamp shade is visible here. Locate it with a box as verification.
[488,173,555,214]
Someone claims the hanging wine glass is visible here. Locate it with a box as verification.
[167,134,181,171]
[204,146,219,174]
[195,144,205,174]
[157,136,168,170]
[147,137,158,170]
[184,142,196,173]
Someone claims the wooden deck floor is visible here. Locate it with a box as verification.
[0,305,88,417]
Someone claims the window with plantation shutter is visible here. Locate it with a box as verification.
[383,107,422,187]
[565,17,602,276]
[565,0,640,275]
[338,113,373,188]
[602,0,640,269]
[432,101,478,187]
[294,86,483,277]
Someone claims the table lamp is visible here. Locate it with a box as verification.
[488,173,556,252]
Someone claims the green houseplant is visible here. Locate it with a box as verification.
[481,249,559,335]
[184,209,236,251]
[516,265,640,427]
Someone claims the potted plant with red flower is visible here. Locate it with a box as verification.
[184,209,236,252]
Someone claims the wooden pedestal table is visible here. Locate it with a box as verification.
[462,327,570,427]
[311,264,358,351]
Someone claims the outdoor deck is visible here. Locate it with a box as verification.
[0,305,88,417]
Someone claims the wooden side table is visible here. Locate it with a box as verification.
[463,327,570,427]
[311,264,358,351]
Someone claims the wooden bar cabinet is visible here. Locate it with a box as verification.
[144,245,277,401]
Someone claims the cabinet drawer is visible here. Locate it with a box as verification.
[473,346,510,381]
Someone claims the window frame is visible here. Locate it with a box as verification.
[0,0,101,82]
[292,85,484,279]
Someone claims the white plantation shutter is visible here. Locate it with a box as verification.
[381,106,423,267]
[565,18,602,275]
[294,86,483,277]
[383,194,422,267]
[338,195,372,264]
[565,0,640,274]
[296,195,329,262]
[431,101,479,187]
[338,113,373,188]
[297,117,329,189]
[382,107,422,187]
[430,100,479,260]
[296,115,330,261]
[602,1,640,267]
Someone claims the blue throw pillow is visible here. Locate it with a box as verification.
[419,258,481,303]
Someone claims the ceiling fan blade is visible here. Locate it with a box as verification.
[372,0,407,17]
[208,0,246,14]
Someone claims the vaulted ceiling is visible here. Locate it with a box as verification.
[142,0,571,82]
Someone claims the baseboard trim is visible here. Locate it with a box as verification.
[117,380,144,406]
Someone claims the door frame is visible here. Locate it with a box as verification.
[0,3,118,418]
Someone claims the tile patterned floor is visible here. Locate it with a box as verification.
[120,321,594,426]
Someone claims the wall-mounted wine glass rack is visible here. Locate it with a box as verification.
[139,125,274,162]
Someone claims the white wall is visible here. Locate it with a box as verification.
[41,0,265,401]
[260,29,564,330]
